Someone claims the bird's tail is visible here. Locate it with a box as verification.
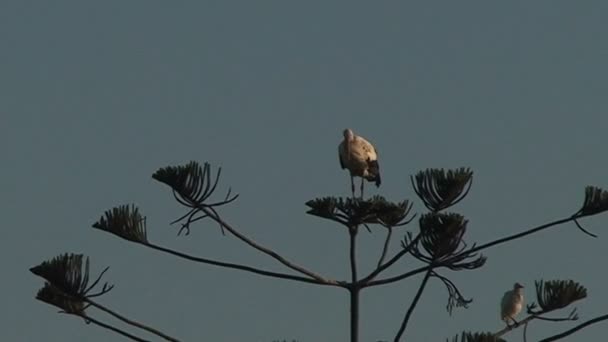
[366,160,381,187]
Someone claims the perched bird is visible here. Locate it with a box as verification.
[338,128,381,198]
[501,283,525,326]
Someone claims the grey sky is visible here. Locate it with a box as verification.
[2,1,607,341]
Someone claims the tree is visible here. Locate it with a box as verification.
[30,161,608,341]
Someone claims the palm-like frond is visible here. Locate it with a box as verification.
[92,204,148,243]
[36,283,85,314]
[30,253,91,297]
[305,196,414,228]
[419,213,467,260]
[152,161,238,235]
[535,280,587,312]
[412,168,473,212]
[576,186,608,216]
[30,253,113,300]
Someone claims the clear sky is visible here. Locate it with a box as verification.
[2,1,608,341]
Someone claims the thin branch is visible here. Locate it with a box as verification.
[538,313,608,342]
[394,269,432,341]
[199,205,330,283]
[495,310,578,338]
[84,266,110,294]
[368,216,580,288]
[523,321,529,342]
[76,313,149,342]
[361,233,421,285]
[376,227,393,268]
[144,242,342,287]
[86,300,180,342]
[573,218,598,238]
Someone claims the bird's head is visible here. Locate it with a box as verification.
[514,283,524,289]
[343,128,354,140]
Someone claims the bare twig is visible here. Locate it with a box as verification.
[361,233,421,285]
[86,300,180,342]
[538,313,608,342]
[377,227,393,268]
[76,313,149,342]
[199,205,331,283]
[367,216,579,287]
[394,269,432,341]
[144,242,342,287]
[573,218,597,238]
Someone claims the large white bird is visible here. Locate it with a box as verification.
[338,128,381,198]
[501,283,525,326]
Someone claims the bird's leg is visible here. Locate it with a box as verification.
[505,317,519,328]
[360,177,365,199]
[350,175,356,199]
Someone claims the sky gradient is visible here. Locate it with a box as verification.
[2,2,608,341]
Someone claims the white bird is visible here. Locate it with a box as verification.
[501,282,525,326]
[338,128,381,198]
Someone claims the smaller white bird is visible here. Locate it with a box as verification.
[501,282,525,327]
[338,128,381,198]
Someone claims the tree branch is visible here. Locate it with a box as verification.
[367,216,579,288]
[394,269,432,341]
[86,300,180,342]
[349,226,360,342]
[199,206,331,283]
[377,227,393,268]
[144,242,342,287]
[360,234,421,285]
[538,314,608,342]
[76,313,149,342]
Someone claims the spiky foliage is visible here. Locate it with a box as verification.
[412,168,473,212]
[407,213,485,270]
[535,280,587,312]
[419,213,467,260]
[576,186,608,216]
[30,254,92,297]
[92,204,148,243]
[36,283,85,314]
[305,196,414,227]
[448,331,506,342]
[152,161,238,235]
[30,254,113,313]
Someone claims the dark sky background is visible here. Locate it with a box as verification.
[2,1,607,341]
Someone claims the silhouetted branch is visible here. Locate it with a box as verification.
[86,300,180,342]
[538,313,608,341]
[572,218,597,237]
[361,233,421,285]
[92,205,338,286]
[394,270,432,341]
[348,227,360,342]
[145,242,341,286]
[367,215,582,287]
[79,314,149,342]
[153,162,329,283]
[377,227,392,268]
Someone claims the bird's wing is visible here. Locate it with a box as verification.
[338,141,346,169]
[500,291,511,315]
[355,136,378,161]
